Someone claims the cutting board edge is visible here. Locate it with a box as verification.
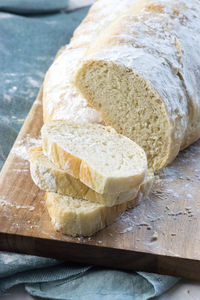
[1,231,200,281]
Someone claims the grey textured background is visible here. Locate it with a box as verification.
[0,3,89,170]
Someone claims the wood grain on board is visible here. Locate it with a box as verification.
[0,88,200,281]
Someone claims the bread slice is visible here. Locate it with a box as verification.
[41,121,147,194]
[29,146,139,207]
[45,192,139,237]
[45,171,153,237]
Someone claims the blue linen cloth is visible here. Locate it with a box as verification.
[0,2,179,299]
[0,252,179,299]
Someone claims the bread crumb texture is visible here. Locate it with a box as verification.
[41,122,147,194]
[75,0,200,171]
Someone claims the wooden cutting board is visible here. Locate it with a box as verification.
[1,87,200,281]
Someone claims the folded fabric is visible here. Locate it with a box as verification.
[25,270,179,300]
[0,251,179,299]
[0,2,179,299]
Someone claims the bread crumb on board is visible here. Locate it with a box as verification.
[151,231,158,241]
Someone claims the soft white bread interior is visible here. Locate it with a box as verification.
[41,121,147,194]
[42,0,134,124]
[75,0,200,170]
[45,192,139,237]
[29,146,140,207]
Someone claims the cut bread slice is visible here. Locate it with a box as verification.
[45,192,139,237]
[29,146,139,207]
[41,121,147,194]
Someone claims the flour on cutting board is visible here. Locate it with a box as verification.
[118,193,162,234]
[34,98,42,105]
[117,140,200,241]
[12,134,41,161]
[0,196,35,211]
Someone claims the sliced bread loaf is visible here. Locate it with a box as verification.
[75,0,200,170]
[29,146,139,207]
[41,121,147,194]
[45,192,138,237]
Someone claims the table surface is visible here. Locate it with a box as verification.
[1,0,200,299]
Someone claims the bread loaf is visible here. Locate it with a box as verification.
[29,146,140,207]
[75,0,200,170]
[42,0,135,124]
[28,0,162,237]
[45,192,138,237]
[41,121,147,194]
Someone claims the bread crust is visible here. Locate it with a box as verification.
[45,192,139,237]
[42,0,134,124]
[74,0,200,170]
[29,146,140,207]
[41,122,147,194]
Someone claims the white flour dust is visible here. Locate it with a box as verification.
[0,196,35,211]
[12,134,41,161]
